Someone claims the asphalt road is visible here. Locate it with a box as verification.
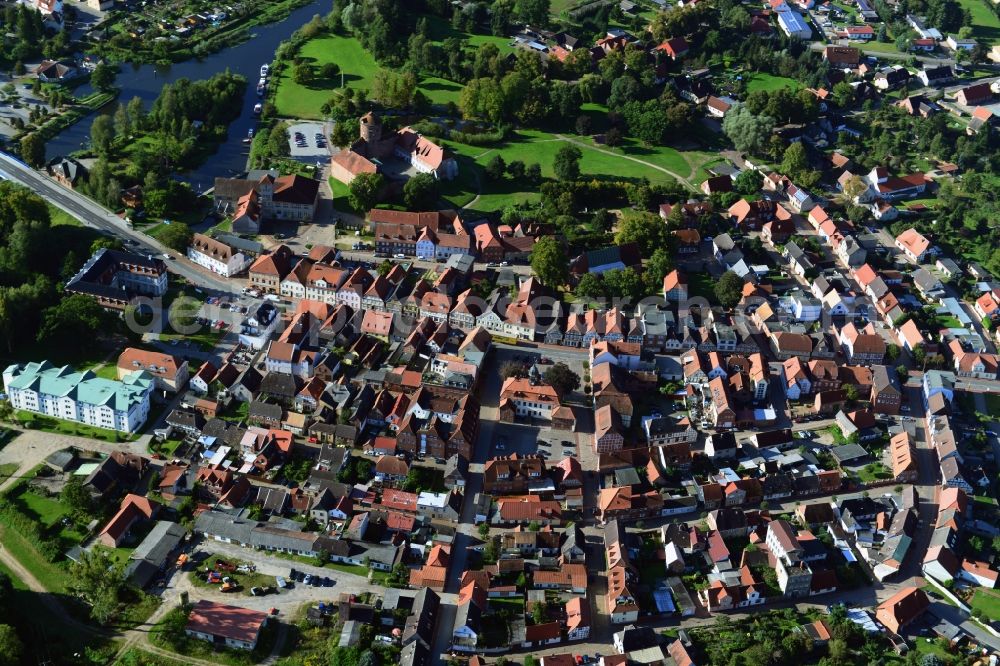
[0,151,233,294]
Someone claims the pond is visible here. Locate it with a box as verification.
[45,0,325,190]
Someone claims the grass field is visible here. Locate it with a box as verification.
[15,410,131,442]
[860,40,906,54]
[274,32,488,118]
[418,76,464,106]
[957,0,1000,45]
[47,203,82,228]
[274,34,378,118]
[426,19,518,53]
[88,363,120,380]
[971,588,1000,621]
[438,128,708,211]
[747,72,802,93]
[550,0,581,15]
[0,524,72,593]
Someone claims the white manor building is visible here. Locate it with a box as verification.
[3,361,154,432]
[187,233,253,277]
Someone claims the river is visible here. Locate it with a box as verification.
[45,0,325,190]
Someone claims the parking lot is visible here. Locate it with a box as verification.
[492,421,580,461]
[287,121,331,161]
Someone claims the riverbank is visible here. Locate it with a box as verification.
[92,0,316,66]
[20,90,117,144]
[43,0,325,186]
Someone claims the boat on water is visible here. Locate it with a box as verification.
[260,64,269,77]
[242,128,254,143]
[256,82,266,96]
[253,103,263,115]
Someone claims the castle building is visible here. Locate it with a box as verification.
[329,113,458,184]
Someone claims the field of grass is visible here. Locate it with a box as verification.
[550,0,581,15]
[957,0,1000,45]
[274,34,378,118]
[418,76,464,106]
[0,524,72,593]
[686,272,718,302]
[14,410,132,442]
[158,325,225,352]
[971,588,1000,621]
[860,40,905,54]
[0,463,17,482]
[274,32,475,118]
[747,72,803,93]
[324,561,369,577]
[425,18,517,54]
[47,203,82,228]
[88,363,120,380]
[438,128,706,212]
[856,462,892,483]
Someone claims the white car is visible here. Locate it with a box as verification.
[394,253,406,259]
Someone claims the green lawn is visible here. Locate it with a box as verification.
[219,400,249,423]
[324,561,369,577]
[550,0,581,15]
[687,272,718,302]
[158,326,225,352]
[0,524,72,593]
[425,18,518,54]
[13,487,70,527]
[14,410,133,442]
[439,128,704,212]
[956,0,1000,45]
[935,315,965,329]
[971,588,1000,621]
[856,462,892,483]
[860,40,905,54]
[88,363,120,380]
[6,478,90,549]
[418,76,464,106]
[746,72,802,93]
[273,33,471,117]
[274,34,379,118]
[47,203,82,228]
[151,437,185,458]
[489,597,525,616]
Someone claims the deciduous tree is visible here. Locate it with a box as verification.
[402,173,439,210]
[714,270,744,309]
[19,133,45,168]
[553,144,582,181]
[722,104,774,156]
[530,236,568,287]
[348,172,384,213]
[544,363,580,396]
